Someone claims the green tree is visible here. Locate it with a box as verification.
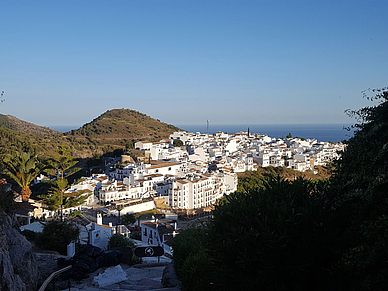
[36,220,79,255]
[108,233,135,248]
[209,178,330,291]
[43,146,82,220]
[2,151,44,201]
[121,213,136,225]
[328,87,388,289]
[116,205,123,223]
[41,179,90,214]
[173,228,214,291]
[45,145,81,180]
[173,139,184,147]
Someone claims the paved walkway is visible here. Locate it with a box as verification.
[66,264,180,291]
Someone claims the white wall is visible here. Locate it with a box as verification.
[111,201,156,215]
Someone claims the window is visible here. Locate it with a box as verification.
[143,228,147,236]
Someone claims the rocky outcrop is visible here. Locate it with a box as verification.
[0,211,38,291]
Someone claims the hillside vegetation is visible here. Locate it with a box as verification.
[0,109,180,159]
[67,109,180,142]
[0,114,60,136]
[173,88,388,291]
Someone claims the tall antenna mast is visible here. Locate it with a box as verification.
[207,120,209,135]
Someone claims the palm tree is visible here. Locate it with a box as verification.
[3,151,44,201]
[116,205,123,224]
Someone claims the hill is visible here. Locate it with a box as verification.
[0,109,181,159]
[67,109,180,142]
[0,114,60,136]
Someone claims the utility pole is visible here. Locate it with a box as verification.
[207,120,209,135]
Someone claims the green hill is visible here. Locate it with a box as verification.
[0,114,60,136]
[0,109,181,159]
[67,109,180,142]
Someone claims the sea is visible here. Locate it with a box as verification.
[176,124,355,143]
[50,124,355,143]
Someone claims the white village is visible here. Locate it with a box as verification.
[17,130,344,258]
[0,127,347,290]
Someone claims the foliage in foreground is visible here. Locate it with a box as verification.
[215,178,331,291]
[33,221,80,255]
[327,88,388,290]
[174,178,332,290]
[173,88,388,290]
[172,228,214,291]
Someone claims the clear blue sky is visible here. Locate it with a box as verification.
[1,0,387,128]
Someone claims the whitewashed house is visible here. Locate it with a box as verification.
[135,141,153,150]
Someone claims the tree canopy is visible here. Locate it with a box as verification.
[2,151,44,201]
[173,88,388,290]
[173,139,184,147]
[40,146,87,220]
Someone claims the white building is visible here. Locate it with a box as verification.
[135,141,153,150]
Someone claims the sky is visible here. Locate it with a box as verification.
[1,0,387,129]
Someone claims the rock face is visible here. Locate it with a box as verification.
[0,211,38,291]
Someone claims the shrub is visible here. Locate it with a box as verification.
[328,88,388,289]
[121,213,136,225]
[36,221,79,255]
[130,231,141,241]
[108,234,141,265]
[173,139,184,147]
[172,228,214,291]
[0,187,15,215]
[21,229,38,243]
[108,233,135,248]
[209,178,331,290]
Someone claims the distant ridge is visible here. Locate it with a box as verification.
[0,109,181,158]
[0,114,60,136]
[67,109,180,141]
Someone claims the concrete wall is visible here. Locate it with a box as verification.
[111,201,156,215]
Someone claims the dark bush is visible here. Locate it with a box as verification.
[172,228,214,291]
[21,229,38,242]
[0,186,15,214]
[108,233,135,248]
[210,178,330,291]
[36,220,79,255]
[130,231,141,240]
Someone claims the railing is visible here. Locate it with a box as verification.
[38,265,72,291]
